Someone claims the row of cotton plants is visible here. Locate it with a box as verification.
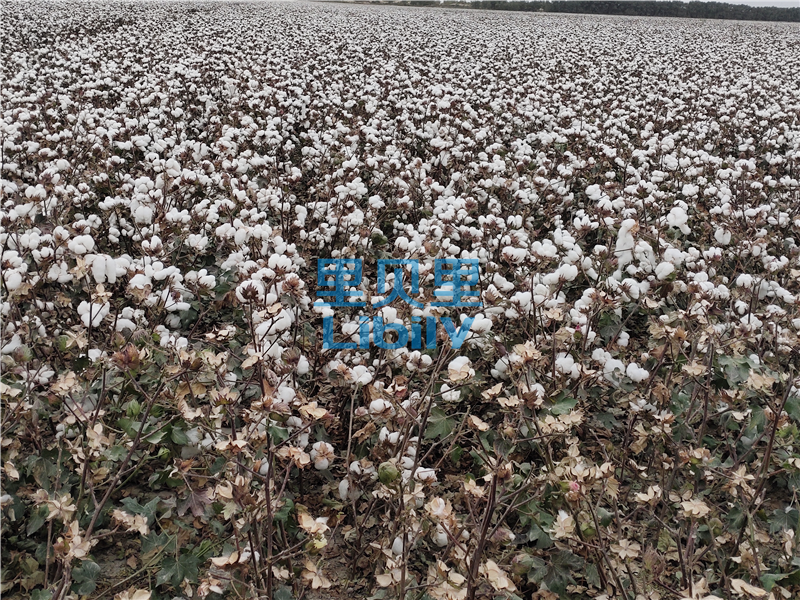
[1,2,799,600]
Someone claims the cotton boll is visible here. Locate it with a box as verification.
[555,353,579,379]
[1,334,21,354]
[585,184,602,201]
[714,228,731,245]
[78,301,110,327]
[68,235,95,255]
[447,356,474,380]
[297,355,310,375]
[338,479,353,501]
[310,441,334,471]
[3,270,22,291]
[369,398,395,418]
[432,525,449,547]
[626,363,650,382]
[615,219,637,268]
[558,264,579,282]
[682,184,699,197]
[391,536,404,556]
[603,358,625,383]
[134,205,153,224]
[414,467,437,483]
[655,262,675,280]
[666,206,691,235]
[89,254,111,284]
[438,382,460,403]
[236,279,266,303]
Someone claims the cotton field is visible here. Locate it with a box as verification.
[2,1,800,599]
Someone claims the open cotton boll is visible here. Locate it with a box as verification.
[469,313,493,333]
[235,279,266,303]
[439,383,461,402]
[666,206,691,235]
[682,184,699,197]
[603,358,625,383]
[350,365,373,385]
[78,301,110,327]
[615,219,637,268]
[414,467,437,484]
[555,353,580,378]
[369,398,395,418]
[68,235,95,255]
[655,261,675,280]
[432,525,449,547]
[626,362,650,382]
[88,254,118,284]
[714,228,731,245]
[447,356,474,381]
[3,270,23,291]
[297,355,310,375]
[310,441,334,470]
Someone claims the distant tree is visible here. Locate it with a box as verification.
[372,0,800,23]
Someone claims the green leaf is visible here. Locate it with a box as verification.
[769,507,800,534]
[585,563,601,588]
[27,505,48,536]
[548,396,577,416]
[210,456,227,475]
[594,411,619,429]
[71,560,101,596]
[31,591,53,600]
[144,429,168,444]
[120,495,160,525]
[103,445,128,461]
[156,553,199,588]
[424,407,455,440]
[597,506,614,527]
[527,524,552,549]
[274,586,295,600]
[142,531,174,559]
[761,569,800,592]
[785,395,800,423]
[657,529,675,552]
[528,550,583,595]
[718,355,750,384]
[274,498,294,524]
[170,427,189,445]
[268,425,290,444]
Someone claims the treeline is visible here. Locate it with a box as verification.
[355,1,800,23]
